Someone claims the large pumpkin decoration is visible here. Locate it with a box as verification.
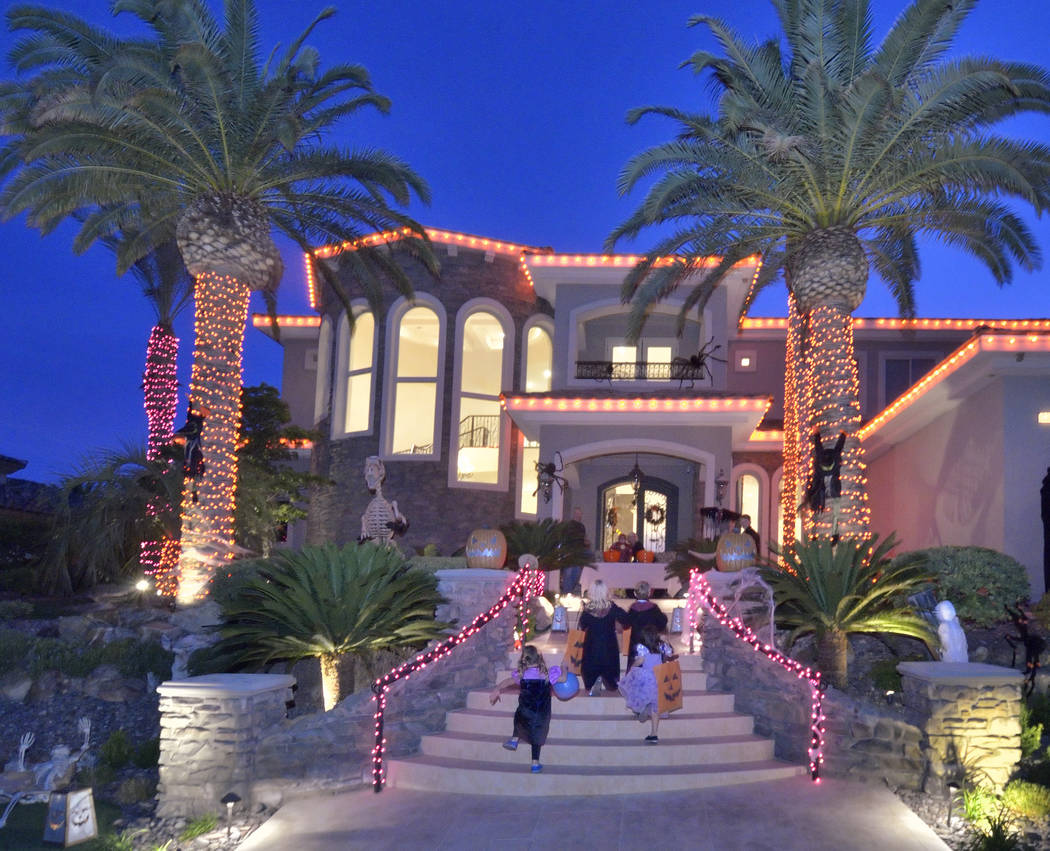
[715,531,757,572]
[603,548,621,563]
[636,549,655,563]
[465,527,507,568]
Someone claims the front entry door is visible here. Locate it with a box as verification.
[599,476,678,555]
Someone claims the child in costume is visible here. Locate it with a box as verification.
[618,625,667,743]
[490,644,564,773]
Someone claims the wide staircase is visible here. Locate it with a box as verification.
[387,630,805,795]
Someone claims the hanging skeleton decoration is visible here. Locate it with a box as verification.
[534,451,567,504]
[172,404,208,502]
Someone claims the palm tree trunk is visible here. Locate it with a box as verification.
[175,271,251,605]
[781,296,803,558]
[319,652,356,711]
[816,629,849,691]
[141,322,181,595]
[805,306,869,540]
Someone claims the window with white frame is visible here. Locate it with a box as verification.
[518,437,540,514]
[454,311,505,483]
[313,317,333,425]
[525,325,552,392]
[388,305,441,456]
[736,473,760,531]
[333,310,375,436]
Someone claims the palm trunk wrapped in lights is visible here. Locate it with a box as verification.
[780,296,803,558]
[176,271,251,604]
[141,322,181,594]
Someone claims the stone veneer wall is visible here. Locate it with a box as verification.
[702,620,927,789]
[160,569,517,811]
[307,246,545,555]
[156,674,295,818]
[899,661,1023,792]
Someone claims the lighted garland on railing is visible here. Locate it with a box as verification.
[370,567,544,792]
[688,567,826,781]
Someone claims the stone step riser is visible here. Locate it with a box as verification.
[494,670,708,689]
[419,735,775,766]
[444,711,755,738]
[503,653,704,672]
[387,760,806,796]
[468,690,733,714]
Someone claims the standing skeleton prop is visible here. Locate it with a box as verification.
[359,456,408,544]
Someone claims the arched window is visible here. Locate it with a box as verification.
[736,474,761,529]
[524,324,552,392]
[732,463,769,554]
[385,303,443,457]
[313,317,333,425]
[452,307,510,486]
[332,309,375,437]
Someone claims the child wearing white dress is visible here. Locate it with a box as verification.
[618,625,666,743]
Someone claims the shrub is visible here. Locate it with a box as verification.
[962,785,998,830]
[0,600,32,620]
[115,775,157,805]
[0,629,34,674]
[99,730,133,769]
[96,638,173,680]
[132,737,160,769]
[870,659,904,692]
[77,761,117,787]
[1032,593,1050,632]
[1001,780,1050,821]
[904,547,1031,626]
[963,811,1028,851]
[1025,692,1050,730]
[1020,703,1045,758]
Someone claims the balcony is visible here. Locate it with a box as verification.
[575,360,710,386]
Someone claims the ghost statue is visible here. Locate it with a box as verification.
[935,600,969,663]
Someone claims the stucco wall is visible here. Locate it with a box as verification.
[867,381,1006,559]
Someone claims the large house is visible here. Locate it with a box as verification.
[255,228,1050,599]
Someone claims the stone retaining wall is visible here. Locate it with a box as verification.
[156,569,517,815]
[701,619,927,789]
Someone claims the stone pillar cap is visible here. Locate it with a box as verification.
[157,673,295,698]
[897,661,1023,686]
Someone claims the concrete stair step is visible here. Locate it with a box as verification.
[494,669,708,690]
[420,730,775,766]
[470,688,732,714]
[444,708,755,738]
[386,755,806,796]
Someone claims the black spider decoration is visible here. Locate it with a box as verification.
[534,451,567,504]
[1004,604,1046,698]
[670,337,727,388]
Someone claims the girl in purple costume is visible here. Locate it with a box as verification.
[490,645,563,772]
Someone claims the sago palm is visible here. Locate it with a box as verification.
[206,542,452,711]
[501,519,592,573]
[609,0,1050,541]
[764,534,935,689]
[0,0,436,604]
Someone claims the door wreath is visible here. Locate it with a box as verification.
[644,504,665,526]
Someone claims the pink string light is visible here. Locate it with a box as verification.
[370,567,543,792]
[688,567,826,781]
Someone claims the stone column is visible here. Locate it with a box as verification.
[156,673,294,818]
[898,661,1023,792]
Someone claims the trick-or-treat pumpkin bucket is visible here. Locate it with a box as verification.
[465,527,507,568]
[636,549,655,563]
[603,548,621,562]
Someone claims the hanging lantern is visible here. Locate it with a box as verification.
[465,528,507,569]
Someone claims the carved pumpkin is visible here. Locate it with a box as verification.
[715,531,757,572]
[465,528,507,568]
[603,548,621,563]
[636,549,655,563]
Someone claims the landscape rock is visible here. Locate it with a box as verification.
[0,668,33,702]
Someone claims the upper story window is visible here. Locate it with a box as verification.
[525,325,552,392]
[880,354,937,410]
[452,306,511,486]
[332,309,375,437]
[313,317,333,425]
[384,302,443,458]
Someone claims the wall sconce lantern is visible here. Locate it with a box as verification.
[221,791,241,840]
[628,455,644,496]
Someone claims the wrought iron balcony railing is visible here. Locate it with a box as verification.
[575,360,710,384]
[458,414,500,449]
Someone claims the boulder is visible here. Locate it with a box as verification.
[28,670,67,703]
[0,668,33,702]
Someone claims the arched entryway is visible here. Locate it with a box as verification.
[598,474,678,553]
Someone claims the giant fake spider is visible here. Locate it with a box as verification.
[534,451,567,504]
[670,337,727,388]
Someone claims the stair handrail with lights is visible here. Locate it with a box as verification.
[687,566,827,781]
[369,566,545,792]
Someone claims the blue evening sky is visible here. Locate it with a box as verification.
[1,0,1048,481]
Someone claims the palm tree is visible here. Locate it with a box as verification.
[204,543,452,711]
[609,0,1050,542]
[764,534,934,689]
[1,0,436,604]
[501,518,592,573]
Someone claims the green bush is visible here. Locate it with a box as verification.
[115,775,156,806]
[28,636,82,676]
[962,785,998,830]
[77,761,117,787]
[99,730,133,769]
[1020,703,1045,758]
[1025,692,1050,730]
[904,547,1031,626]
[0,600,33,620]
[963,811,1028,851]
[0,629,34,674]
[1001,779,1050,821]
[1032,593,1050,632]
[132,737,160,769]
[870,659,904,692]
[19,634,173,680]
[179,814,218,841]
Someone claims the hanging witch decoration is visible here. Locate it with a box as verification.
[172,403,208,502]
